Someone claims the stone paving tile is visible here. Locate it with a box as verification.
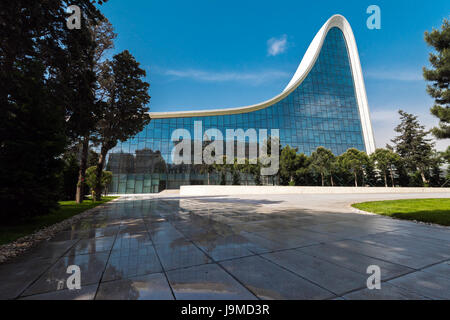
[167,264,256,300]
[20,284,98,300]
[2,194,450,300]
[254,230,319,249]
[220,255,335,300]
[65,236,115,256]
[421,261,450,280]
[262,250,368,295]
[193,234,260,262]
[393,225,450,242]
[176,225,212,240]
[342,282,430,300]
[103,245,163,281]
[22,252,109,297]
[112,232,152,252]
[298,244,414,280]
[24,239,79,261]
[50,226,120,242]
[96,273,173,300]
[0,257,54,300]
[299,224,387,239]
[154,239,211,271]
[334,220,401,233]
[388,271,450,300]
[356,232,450,261]
[238,231,287,254]
[148,224,187,245]
[329,239,441,269]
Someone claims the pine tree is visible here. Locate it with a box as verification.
[423,18,450,139]
[391,110,435,185]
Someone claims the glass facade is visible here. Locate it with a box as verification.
[106,27,366,193]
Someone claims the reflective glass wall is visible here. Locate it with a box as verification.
[107,27,366,193]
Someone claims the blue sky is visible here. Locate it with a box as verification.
[99,0,450,151]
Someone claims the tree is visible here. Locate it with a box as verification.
[93,50,150,200]
[293,154,312,186]
[244,158,262,186]
[279,146,301,185]
[231,163,241,185]
[391,110,435,185]
[364,157,378,187]
[423,18,450,139]
[443,146,450,164]
[85,166,112,199]
[197,163,214,185]
[63,20,98,204]
[68,19,116,204]
[309,147,335,186]
[340,148,369,187]
[371,148,400,187]
[0,0,104,222]
[60,151,81,201]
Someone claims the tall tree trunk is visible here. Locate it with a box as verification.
[330,175,334,187]
[389,169,395,188]
[420,169,427,186]
[384,171,388,188]
[321,172,324,187]
[75,135,89,203]
[94,145,108,201]
[354,172,358,187]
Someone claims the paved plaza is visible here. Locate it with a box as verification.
[1,192,449,300]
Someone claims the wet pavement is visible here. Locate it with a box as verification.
[1,193,449,300]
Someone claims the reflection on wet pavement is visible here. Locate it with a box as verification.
[1,194,450,300]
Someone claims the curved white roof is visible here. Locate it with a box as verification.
[149,14,376,154]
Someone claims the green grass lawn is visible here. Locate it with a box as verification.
[0,197,118,246]
[352,198,450,226]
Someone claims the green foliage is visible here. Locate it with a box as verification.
[220,172,227,185]
[391,110,435,185]
[231,170,241,185]
[0,1,106,222]
[371,148,401,187]
[364,158,378,187]
[442,146,450,164]
[339,148,369,187]
[93,50,151,200]
[85,166,112,197]
[429,151,445,187]
[423,18,450,139]
[309,147,335,186]
[60,153,80,201]
[279,145,301,185]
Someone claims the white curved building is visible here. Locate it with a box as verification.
[108,14,377,193]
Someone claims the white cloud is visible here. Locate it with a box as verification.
[162,68,290,85]
[267,34,288,56]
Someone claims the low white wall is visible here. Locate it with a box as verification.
[180,185,450,197]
